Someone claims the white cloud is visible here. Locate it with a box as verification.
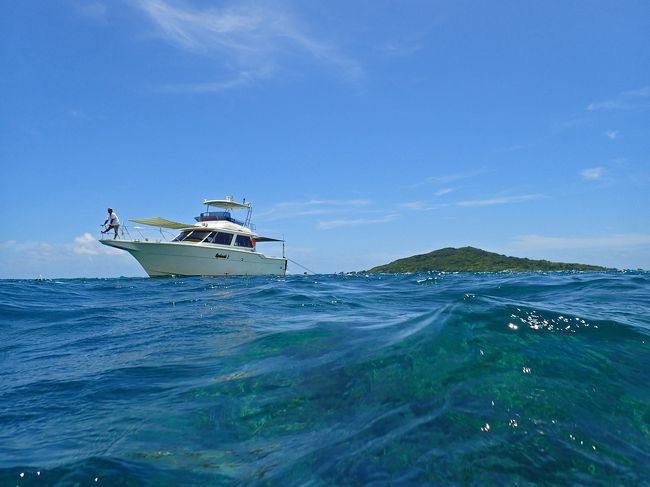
[74,233,101,255]
[381,39,424,57]
[1,234,124,259]
[156,72,258,93]
[303,199,370,206]
[497,143,534,153]
[605,129,618,140]
[401,193,544,211]
[133,0,362,89]
[587,100,624,111]
[587,85,650,111]
[550,116,592,134]
[67,109,90,120]
[409,169,483,188]
[0,240,54,255]
[581,167,603,180]
[259,198,371,220]
[74,233,125,256]
[399,201,448,211]
[434,187,455,196]
[0,235,138,278]
[511,234,650,251]
[624,86,650,97]
[456,194,543,207]
[317,213,398,230]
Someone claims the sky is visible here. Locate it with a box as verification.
[1,0,649,278]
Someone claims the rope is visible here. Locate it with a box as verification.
[287,257,317,275]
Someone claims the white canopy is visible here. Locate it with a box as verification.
[203,197,251,210]
[129,217,197,229]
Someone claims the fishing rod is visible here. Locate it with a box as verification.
[286,257,317,275]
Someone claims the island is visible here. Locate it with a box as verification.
[365,247,612,273]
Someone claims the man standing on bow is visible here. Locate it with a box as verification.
[101,208,120,239]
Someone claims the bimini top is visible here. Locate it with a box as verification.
[130,217,197,229]
[203,197,251,210]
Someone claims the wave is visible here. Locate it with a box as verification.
[1,272,649,485]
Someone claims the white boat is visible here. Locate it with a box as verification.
[99,197,287,277]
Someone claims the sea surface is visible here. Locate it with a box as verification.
[1,272,649,486]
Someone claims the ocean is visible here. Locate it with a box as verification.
[1,272,649,486]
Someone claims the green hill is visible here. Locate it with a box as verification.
[366,247,612,273]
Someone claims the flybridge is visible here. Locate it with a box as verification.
[201,196,253,228]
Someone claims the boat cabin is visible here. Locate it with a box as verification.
[172,229,255,248]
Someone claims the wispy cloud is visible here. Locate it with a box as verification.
[1,240,54,255]
[66,109,91,121]
[0,235,133,278]
[133,0,362,90]
[581,167,603,181]
[407,169,483,189]
[587,85,650,111]
[303,199,370,206]
[423,170,481,185]
[73,233,123,255]
[402,193,544,210]
[156,71,258,93]
[456,194,544,207]
[497,143,535,153]
[2,234,123,258]
[511,234,650,251]
[381,38,424,57]
[434,187,455,196]
[318,213,398,230]
[587,100,623,111]
[399,201,448,211]
[258,198,371,221]
[624,86,650,97]
[605,129,618,140]
[551,116,591,134]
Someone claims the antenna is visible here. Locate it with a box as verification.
[244,202,253,227]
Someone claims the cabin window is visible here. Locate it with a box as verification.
[234,235,253,248]
[183,230,212,242]
[173,230,191,242]
[209,232,234,245]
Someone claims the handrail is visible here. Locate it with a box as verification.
[121,224,132,240]
[159,227,175,242]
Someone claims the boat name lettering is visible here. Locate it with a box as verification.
[215,253,229,259]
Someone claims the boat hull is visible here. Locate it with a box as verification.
[100,240,287,277]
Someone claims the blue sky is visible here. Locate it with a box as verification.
[1,0,649,277]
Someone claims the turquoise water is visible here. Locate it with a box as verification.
[1,272,649,485]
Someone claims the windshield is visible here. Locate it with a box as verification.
[172,230,212,242]
[208,232,234,245]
